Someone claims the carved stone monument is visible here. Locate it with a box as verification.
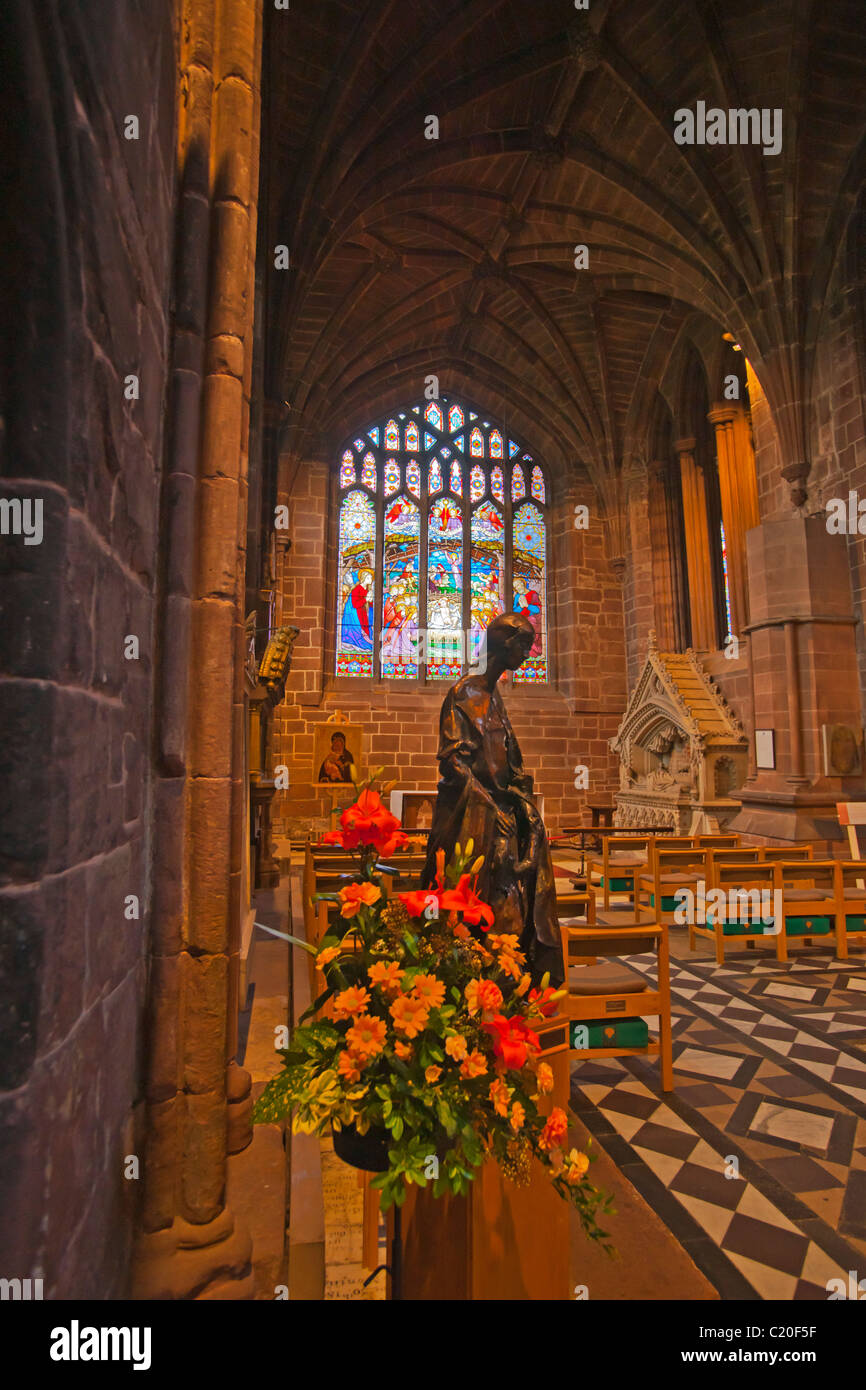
[611,632,748,833]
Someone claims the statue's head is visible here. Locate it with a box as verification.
[486,612,535,671]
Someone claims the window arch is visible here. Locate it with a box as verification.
[335,398,549,682]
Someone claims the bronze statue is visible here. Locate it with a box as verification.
[423,612,564,986]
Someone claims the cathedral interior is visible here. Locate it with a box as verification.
[3,0,866,1320]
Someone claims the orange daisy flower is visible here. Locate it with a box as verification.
[337,1051,362,1083]
[368,960,405,995]
[445,1034,468,1062]
[460,1049,488,1079]
[389,994,430,1038]
[411,974,445,1009]
[332,985,371,1020]
[488,1077,512,1117]
[344,1014,387,1060]
[424,1065,442,1084]
[316,945,341,968]
[393,1040,413,1061]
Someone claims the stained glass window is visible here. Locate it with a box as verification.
[384,458,400,496]
[335,398,548,682]
[361,452,377,490]
[720,521,733,639]
[470,502,505,651]
[336,491,376,677]
[427,497,463,679]
[512,503,547,683]
[381,496,420,678]
[340,450,355,487]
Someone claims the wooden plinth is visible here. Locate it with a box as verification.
[394,1016,571,1300]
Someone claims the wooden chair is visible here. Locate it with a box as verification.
[834,860,866,960]
[706,846,762,875]
[635,846,709,926]
[689,861,777,965]
[564,921,673,1091]
[586,835,654,909]
[695,834,740,849]
[771,859,839,963]
[760,845,814,863]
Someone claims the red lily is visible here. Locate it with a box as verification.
[483,1014,541,1070]
[440,874,495,930]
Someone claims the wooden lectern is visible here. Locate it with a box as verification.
[393,1015,571,1300]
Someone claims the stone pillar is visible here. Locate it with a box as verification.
[134,0,263,1299]
[648,459,689,651]
[708,403,759,637]
[732,517,866,845]
[675,437,716,649]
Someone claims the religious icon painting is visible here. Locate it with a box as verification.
[314,721,364,786]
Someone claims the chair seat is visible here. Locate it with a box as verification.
[568,962,649,996]
[840,886,866,899]
[594,906,657,927]
[782,888,835,902]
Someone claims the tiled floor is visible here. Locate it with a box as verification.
[569,924,866,1300]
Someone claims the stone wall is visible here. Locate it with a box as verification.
[0,0,177,1298]
[272,462,626,838]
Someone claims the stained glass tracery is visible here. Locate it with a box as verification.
[336,399,547,681]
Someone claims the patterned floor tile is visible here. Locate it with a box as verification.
[569,929,866,1301]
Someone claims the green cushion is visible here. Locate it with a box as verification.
[846,915,866,932]
[602,876,633,891]
[570,1019,649,1050]
[784,916,832,936]
[707,912,772,935]
[649,894,680,911]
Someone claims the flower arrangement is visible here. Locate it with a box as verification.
[253,772,614,1247]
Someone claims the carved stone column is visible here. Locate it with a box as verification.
[708,403,759,636]
[134,0,263,1299]
[675,437,716,649]
[732,517,866,845]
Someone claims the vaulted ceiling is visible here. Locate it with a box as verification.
[261,0,866,499]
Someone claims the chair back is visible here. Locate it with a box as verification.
[760,845,813,862]
[772,859,837,891]
[695,834,740,848]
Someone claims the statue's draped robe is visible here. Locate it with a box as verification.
[423,675,564,985]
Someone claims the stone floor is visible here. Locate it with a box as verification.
[569,922,866,1299]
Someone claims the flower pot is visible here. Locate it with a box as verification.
[332,1121,391,1172]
